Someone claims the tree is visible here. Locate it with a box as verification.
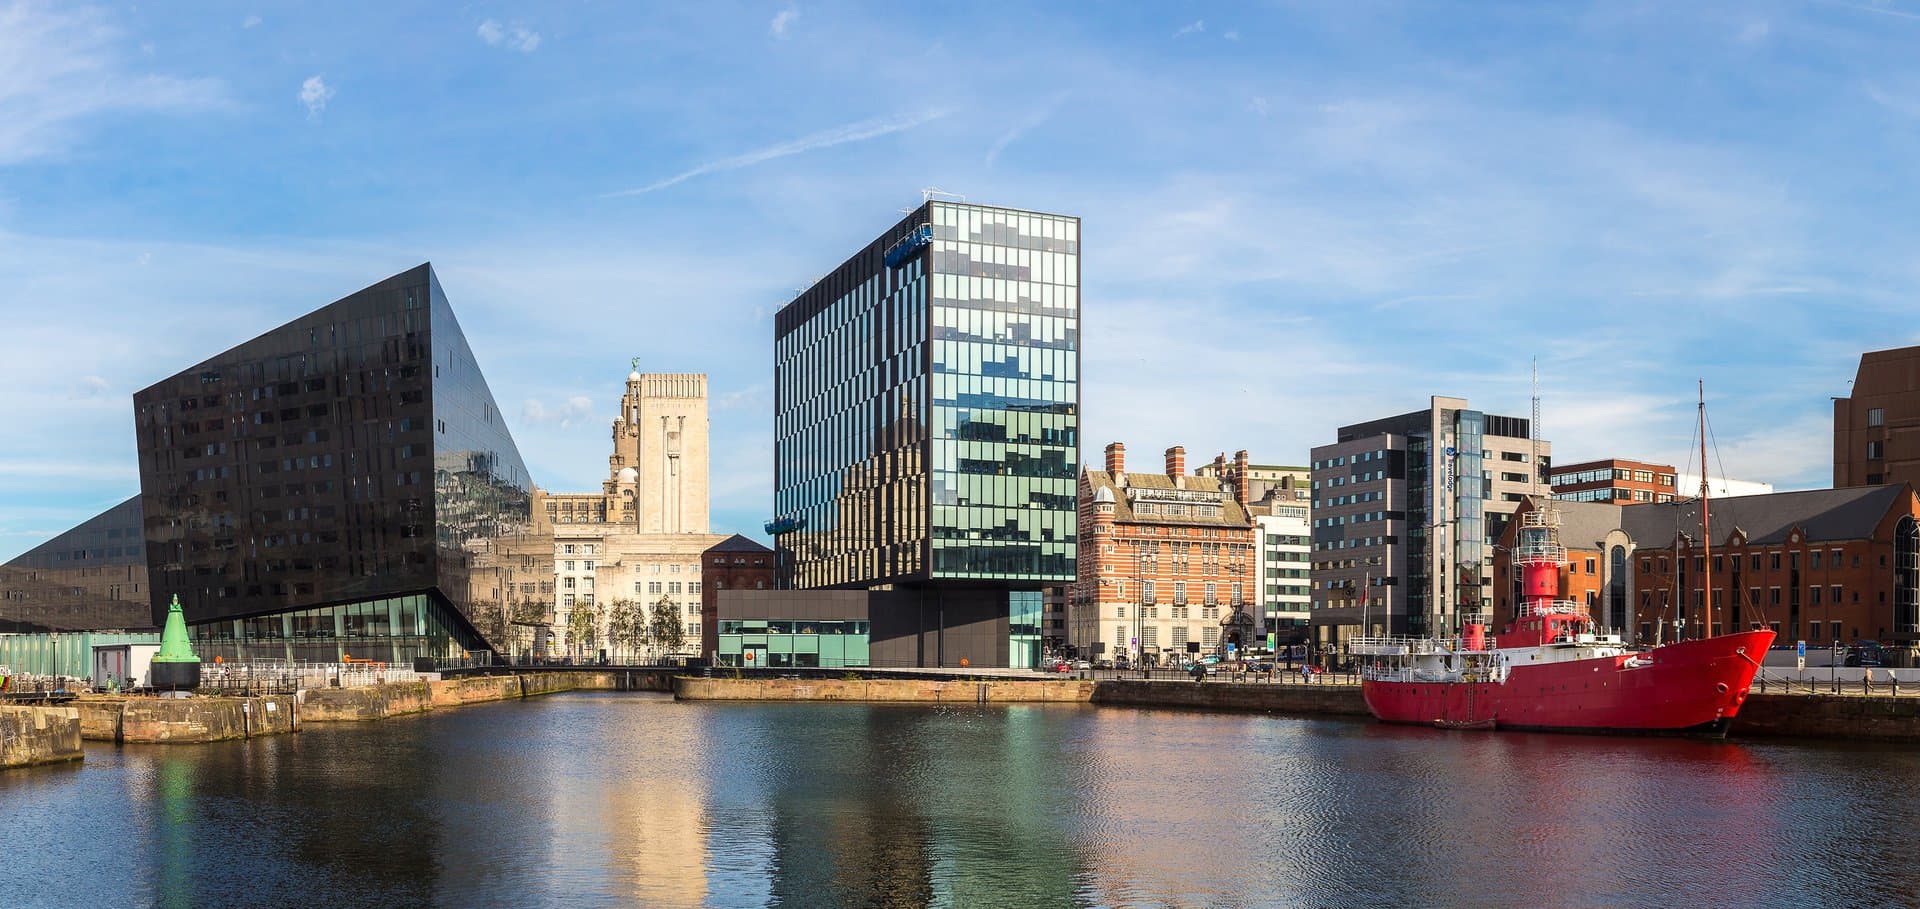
[603,599,638,663]
[565,600,599,658]
[649,595,686,657]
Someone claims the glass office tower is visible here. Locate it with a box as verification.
[133,263,532,664]
[770,201,1079,667]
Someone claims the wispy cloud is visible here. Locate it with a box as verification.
[1735,19,1769,43]
[1820,0,1920,22]
[521,395,596,429]
[477,19,542,53]
[986,93,1068,166]
[1223,29,1240,41]
[299,75,334,118]
[608,108,948,195]
[1863,80,1920,116]
[770,7,799,39]
[1174,19,1204,37]
[241,14,261,29]
[0,2,225,165]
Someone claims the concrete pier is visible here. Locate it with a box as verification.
[0,706,83,768]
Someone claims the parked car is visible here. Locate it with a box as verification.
[1245,660,1274,674]
[1072,660,1092,670]
[1844,641,1885,668]
[1050,660,1073,673]
[1094,659,1115,670]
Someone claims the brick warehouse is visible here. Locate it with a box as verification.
[1069,443,1261,665]
[1493,487,1920,661]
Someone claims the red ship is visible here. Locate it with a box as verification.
[1355,383,1774,736]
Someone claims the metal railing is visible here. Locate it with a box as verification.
[197,660,424,695]
[1754,667,1914,697]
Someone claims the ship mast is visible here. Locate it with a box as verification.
[1699,379,1713,641]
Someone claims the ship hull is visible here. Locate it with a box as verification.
[1362,630,1774,736]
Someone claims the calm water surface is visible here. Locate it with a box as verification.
[2,693,1914,908]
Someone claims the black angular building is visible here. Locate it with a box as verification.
[0,495,153,633]
[133,264,532,664]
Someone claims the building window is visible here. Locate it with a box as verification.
[1869,440,1885,460]
[1869,407,1885,427]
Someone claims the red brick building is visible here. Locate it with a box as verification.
[1835,345,1920,488]
[1069,443,1259,665]
[1494,487,1920,661]
[700,535,774,662]
[1549,458,1679,505]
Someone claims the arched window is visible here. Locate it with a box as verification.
[1608,545,1628,634]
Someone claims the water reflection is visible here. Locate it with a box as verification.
[6,696,1920,908]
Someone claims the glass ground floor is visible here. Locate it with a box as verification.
[189,593,492,665]
[715,619,871,668]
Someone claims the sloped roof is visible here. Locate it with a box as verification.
[1525,497,1626,552]
[1619,485,1908,545]
[1083,469,1253,527]
[706,533,773,554]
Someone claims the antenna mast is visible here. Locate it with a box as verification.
[1699,379,1713,640]
[1531,359,1541,493]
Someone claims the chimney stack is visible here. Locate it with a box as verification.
[1212,453,1227,477]
[1166,446,1186,488]
[1105,442,1126,478]
[1233,449,1251,507]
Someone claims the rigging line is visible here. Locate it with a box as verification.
[1704,406,1734,501]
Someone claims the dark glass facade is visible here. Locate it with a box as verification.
[0,495,153,632]
[133,264,531,663]
[773,201,1079,589]
[769,202,1078,668]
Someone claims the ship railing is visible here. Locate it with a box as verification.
[1512,540,1567,565]
[1521,601,1589,618]
[1348,635,1451,656]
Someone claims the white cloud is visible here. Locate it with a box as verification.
[985,92,1068,166]
[521,395,596,429]
[609,108,948,195]
[1174,20,1204,37]
[770,7,799,39]
[1736,20,1769,43]
[1248,96,1270,117]
[0,2,225,165]
[242,14,261,29]
[69,375,109,400]
[477,19,541,53]
[1223,30,1240,41]
[299,75,334,118]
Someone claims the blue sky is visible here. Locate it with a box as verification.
[2,0,1917,560]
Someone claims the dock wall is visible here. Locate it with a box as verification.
[0,706,82,768]
[674,677,1095,703]
[1090,679,1372,715]
[75,695,297,743]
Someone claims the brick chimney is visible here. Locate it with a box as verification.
[1233,449,1251,507]
[1105,441,1126,475]
[1211,452,1227,477]
[1166,446,1186,488]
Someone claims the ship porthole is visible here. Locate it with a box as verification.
[1716,682,1729,694]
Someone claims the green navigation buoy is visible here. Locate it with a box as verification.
[150,594,202,691]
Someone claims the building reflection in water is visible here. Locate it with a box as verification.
[24,695,1920,908]
[702,702,1099,908]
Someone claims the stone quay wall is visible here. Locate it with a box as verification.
[0,706,82,768]
[1089,679,1372,716]
[674,677,1096,703]
[299,670,647,722]
[1732,692,1920,742]
[72,695,296,744]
